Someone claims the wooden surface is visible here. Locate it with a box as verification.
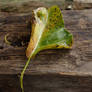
[0,8,92,92]
[0,0,92,13]
[74,0,92,3]
[0,74,92,92]
[0,0,70,12]
[0,9,92,75]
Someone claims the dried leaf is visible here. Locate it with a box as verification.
[20,6,73,92]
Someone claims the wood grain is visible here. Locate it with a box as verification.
[0,0,68,13]
[0,0,92,13]
[0,9,92,76]
[0,74,92,92]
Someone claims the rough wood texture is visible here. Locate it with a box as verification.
[0,74,92,92]
[0,0,71,12]
[0,9,92,75]
[0,4,92,91]
[74,0,92,3]
[0,0,92,13]
[73,1,92,9]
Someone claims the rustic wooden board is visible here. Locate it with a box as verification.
[0,0,71,13]
[0,9,92,76]
[74,0,92,3]
[0,74,92,92]
[0,0,92,13]
[73,0,92,9]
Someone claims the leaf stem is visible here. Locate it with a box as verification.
[20,56,32,92]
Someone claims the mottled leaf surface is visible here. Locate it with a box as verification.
[20,6,73,92]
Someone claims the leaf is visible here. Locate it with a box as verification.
[20,6,73,92]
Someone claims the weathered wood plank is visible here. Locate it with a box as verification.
[0,9,92,76]
[0,0,70,13]
[74,0,92,3]
[73,0,92,9]
[0,74,92,92]
[0,0,92,13]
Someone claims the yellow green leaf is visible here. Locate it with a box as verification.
[20,6,73,92]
